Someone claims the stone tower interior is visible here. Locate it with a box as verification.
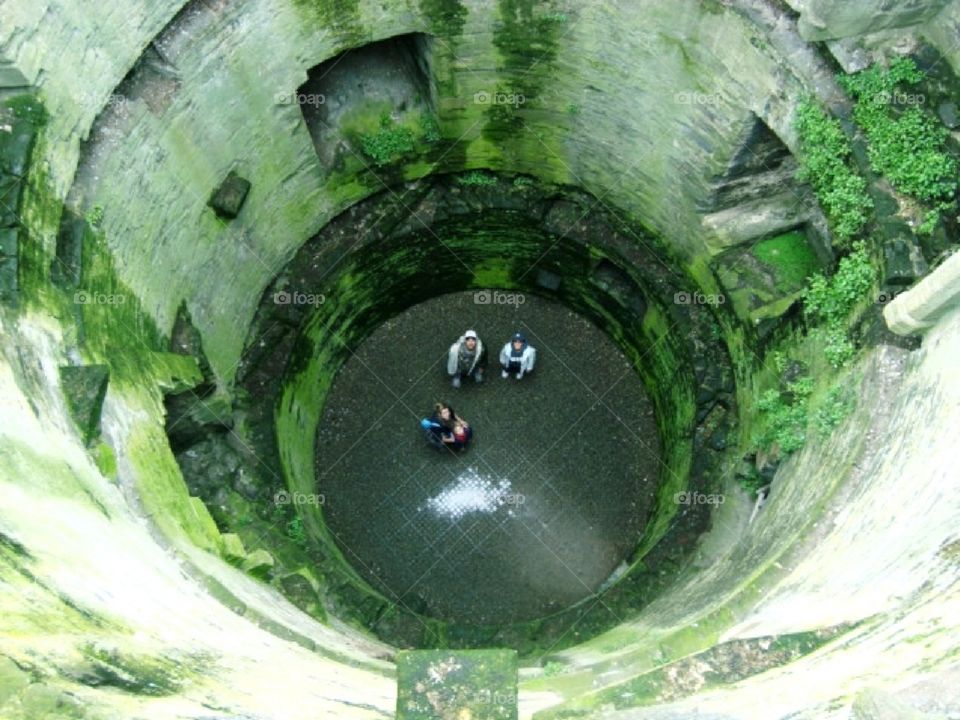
[2,1,960,718]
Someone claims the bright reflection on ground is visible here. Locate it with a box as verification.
[422,467,520,520]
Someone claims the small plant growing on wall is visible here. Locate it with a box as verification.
[360,112,417,166]
[795,101,874,248]
[457,170,498,186]
[838,57,957,235]
[803,240,877,368]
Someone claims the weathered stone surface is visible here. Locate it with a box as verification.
[52,210,85,288]
[937,101,959,128]
[58,364,109,445]
[18,682,86,718]
[0,94,41,306]
[853,688,948,720]
[784,0,951,40]
[0,226,17,302]
[535,268,561,291]
[186,496,222,553]
[703,192,813,253]
[2,316,395,720]
[882,233,929,288]
[174,436,243,499]
[0,655,30,706]
[151,352,203,395]
[0,96,40,222]
[277,572,323,617]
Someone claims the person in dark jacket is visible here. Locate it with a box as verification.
[421,402,473,450]
[499,332,536,380]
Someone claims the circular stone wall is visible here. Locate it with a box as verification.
[315,291,661,624]
[232,173,736,650]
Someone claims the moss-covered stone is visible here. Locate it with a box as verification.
[538,624,854,714]
[17,683,86,718]
[151,352,204,395]
[852,687,946,720]
[91,440,117,481]
[58,364,109,445]
[0,226,19,304]
[715,229,824,326]
[74,642,188,696]
[0,97,44,301]
[751,230,821,289]
[242,548,275,579]
[397,649,517,720]
[207,170,250,220]
[220,532,247,566]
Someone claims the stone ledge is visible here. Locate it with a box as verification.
[884,250,960,335]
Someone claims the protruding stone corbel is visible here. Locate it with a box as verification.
[884,250,960,336]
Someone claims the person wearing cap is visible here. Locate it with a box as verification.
[447,329,486,389]
[500,332,536,380]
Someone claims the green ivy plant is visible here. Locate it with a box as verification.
[814,385,855,437]
[838,57,957,234]
[795,101,874,248]
[457,170,498,186]
[754,376,814,454]
[803,241,876,324]
[419,112,442,143]
[285,516,307,548]
[803,240,877,369]
[360,113,417,166]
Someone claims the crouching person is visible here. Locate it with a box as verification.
[500,332,536,380]
[447,329,485,389]
[421,403,472,451]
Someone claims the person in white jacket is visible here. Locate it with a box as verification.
[500,332,536,380]
[447,329,485,388]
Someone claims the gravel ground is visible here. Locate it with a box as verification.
[315,291,661,624]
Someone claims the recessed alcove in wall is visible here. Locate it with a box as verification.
[701,113,827,259]
[713,225,825,330]
[296,33,437,169]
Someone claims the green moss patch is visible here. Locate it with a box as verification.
[714,230,823,323]
[59,364,109,446]
[73,642,199,696]
[92,441,117,481]
[751,231,820,290]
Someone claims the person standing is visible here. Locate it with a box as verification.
[447,329,485,388]
[500,332,536,380]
